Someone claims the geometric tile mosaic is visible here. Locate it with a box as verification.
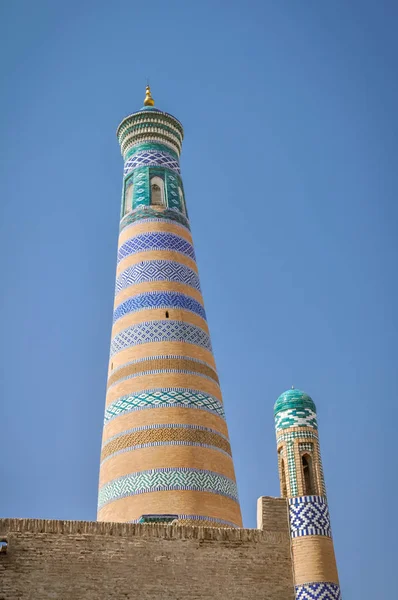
[275,408,318,432]
[299,442,314,452]
[295,582,341,600]
[110,320,212,356]
[104,388,225,424]
[100,423,231,462]
[117,232,196,263]
[120,209,190,233]
[115,260,201,294]
[277,430,319,444]
[286,440,298,497]
[289,496,332,538]
[125,142,179,162]
[113,291,206,323]
[98,467,239,509]
[124,150,181,177]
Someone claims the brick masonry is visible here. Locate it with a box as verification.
[0,497,294,600]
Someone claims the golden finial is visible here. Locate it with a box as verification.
[144,84,155,106]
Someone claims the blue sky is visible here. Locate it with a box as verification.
[1,0,397,596]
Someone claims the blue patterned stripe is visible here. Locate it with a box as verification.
[104,388,225,424]
[98,467,239,509]
[295,582,341,600]
[113,291,206,323]
[110,320,212,357]
[120,210,190,233]
[289,496,332,538]
[129,514,238,527]
[118,232,196,264]
[115,260,201,294]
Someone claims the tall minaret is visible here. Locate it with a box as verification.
[274,388,341,599]
[97,87,242,528]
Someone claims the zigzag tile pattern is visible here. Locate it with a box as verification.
[124,149,181,176]
[289,496,332,538]
[107,355,218,389]
[275,408,318,432]
[295,582,341,600]
[101,423,231,461]
[98,467,239,509]
[104,388,225,424]
[110,320,212,357]
[113,291,206,323]
[117,232,196,263]
[115,260,201,294]
[129,514,238,527]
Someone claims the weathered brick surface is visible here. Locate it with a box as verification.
[0,498,294,600]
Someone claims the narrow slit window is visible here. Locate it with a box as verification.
[124,184,134,215]
[302,454,315,496]
[165,311,169,318]
[280,458,287,497]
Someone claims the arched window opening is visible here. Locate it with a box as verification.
[165,311,169,318]
[302,454,315,496]
[280,458,287,497]
[124,184,134,215]
[150,176,165,206]
[178,186,186,215]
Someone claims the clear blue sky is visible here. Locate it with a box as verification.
[1,0,397,596]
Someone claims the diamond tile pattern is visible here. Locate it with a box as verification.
[115,260,201,294]
[295,583,341,600]
[124,150,180,176]
[113,291,206,323]
[110,320,211,356]
[104,388,225,423]
[98,467,239,509]
[275,408,318,432]
[117,232,195,263]
[289,496,332,538]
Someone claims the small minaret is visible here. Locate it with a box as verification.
[274,388,342,599]
[97,87,242,528]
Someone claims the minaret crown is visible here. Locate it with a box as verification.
[274,388,316,416]
[143,84,155,106]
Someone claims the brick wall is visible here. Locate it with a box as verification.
[0,497,294,600]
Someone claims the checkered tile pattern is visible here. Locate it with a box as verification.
[117,232,195,263]
[115,260,201,294]
[104,388,225,423]
[295,582,341,600]
[289,496,332,538]
[110,320,212,356]
[98,467,239,509]
[299,442,314,452]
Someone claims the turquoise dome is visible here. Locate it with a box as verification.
[274,388,316,415]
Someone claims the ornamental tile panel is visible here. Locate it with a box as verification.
[117,232,196,263]
[98,467,239,508]
[124,150,180,177]
[104,388,225,423]
[289,496,332,538]
[110,320,212,356]
[115,260,201,294]
[295,582,341,600]
[275,408,318,432]
[113,291,206,323]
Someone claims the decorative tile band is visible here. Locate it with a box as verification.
[118,232,196,263]
[113,291,206,323]
[275,408,318,432]
[101,423,231,462]
[277,430,319,444]
[110,320,212,357]
[120,208,190,232]
[98,467,239,509]
[129,514,238,528]
[115,260,201,294]
[124,149,181,177]
[289,496,332,538]
[104,388,225,424]
[107,356,219,389]
[286,440,298,496]
[295,582,341,600]
[125,142,179,162]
